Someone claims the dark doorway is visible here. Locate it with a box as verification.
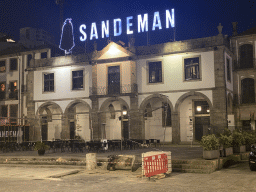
[108,66,120,95]
[41,124,48,141]
[123,121,129,140]
[70,122,75,140]
[195,116,210,141]
[41,116,48,141]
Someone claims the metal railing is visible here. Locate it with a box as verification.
[90,83,137,96]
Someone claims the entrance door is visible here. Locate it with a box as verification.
[41,116,48,141]
[123,121,129,140]
[195,116,210,141]
[41,124,48,141]
[70,122,75,140]
[108,66,120,95]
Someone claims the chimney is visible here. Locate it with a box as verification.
[232,22,238,36]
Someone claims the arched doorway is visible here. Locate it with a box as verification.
[100,98,129,140]
[176,92,212,142]
[65,101,91,141]
[37,102,63,141]
[140,94,173,142]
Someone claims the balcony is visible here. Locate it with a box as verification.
[90,83,137,97]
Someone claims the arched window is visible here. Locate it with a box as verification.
[108,104,115,119]
[241,78,255,103]
[144,103,152,117]
[239,44,253,69]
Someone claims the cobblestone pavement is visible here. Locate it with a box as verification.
[0,161,254,192]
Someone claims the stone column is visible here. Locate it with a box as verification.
[129,96,143,139]
[172,112,180,144]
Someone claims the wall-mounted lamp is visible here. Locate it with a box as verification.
[197,106,202,112]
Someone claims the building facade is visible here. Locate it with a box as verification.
[25,24,240,144]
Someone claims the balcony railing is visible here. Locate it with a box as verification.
[90,83,137,96]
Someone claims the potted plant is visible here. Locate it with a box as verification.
[219,134,233,156]
[200,134,220,160]
[242,131,256,151]
[232,131,246,153]
[34,141,50,156]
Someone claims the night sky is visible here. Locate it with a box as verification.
[0,0,255,51]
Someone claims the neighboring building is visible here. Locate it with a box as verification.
[19,27,55,49]
[231,24,256,131]
[0,37,52,141]
[26,24,237,144]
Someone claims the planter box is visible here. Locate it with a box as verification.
[203,150,219,160]
[233,145,246,153]
[224,147,233,157]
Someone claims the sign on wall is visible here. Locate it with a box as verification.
[79,9,175,41]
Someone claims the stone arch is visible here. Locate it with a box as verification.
[99,97,130,140]
[175,91,212,112]
[63,100,91,141]
[139,94,174,142]
[175,91,212,143]
[36,102,63,141]
[140,93,174,112]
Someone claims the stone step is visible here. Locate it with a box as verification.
[172,163,215,170]
[172,159,217,165]
[172,168,215,174]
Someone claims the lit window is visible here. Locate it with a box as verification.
[0,82,6,100]
[0,60,6,72]
[148,61,162,83]
[72,70,83,90]
[44,73,54,92]
[9,81,18,100]
[184,57,200,81]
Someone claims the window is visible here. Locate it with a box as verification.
[72,70,83,90]
[10,104,18,125]
[27,54,32,67]
[26,29,30,39]
[194,101,210,115]
[0,82,6,100]
[148,61,162,83]
[239,44,253,69]
[226,57,231,82]
[109,104,115,119]
[0,60,6,72]
[0,105,8,125]
[41,52,47,59]
[241,78,255,103]
[184,57,200,81]
[162,103,171,126]
[10,58,18,71]
[144,103,152,117]
[44,73,54,92]
[9,81,18,100]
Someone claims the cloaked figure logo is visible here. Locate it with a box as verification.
[59,18,75,54]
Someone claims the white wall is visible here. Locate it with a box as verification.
[33,65,92,101]
[137,51,215,93]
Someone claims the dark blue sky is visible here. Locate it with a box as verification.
[0,0,255,50]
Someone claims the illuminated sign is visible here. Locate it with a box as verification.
[79,9,175,41]
[59,18,75,54]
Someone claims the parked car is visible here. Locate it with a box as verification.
[249,145,256,171]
